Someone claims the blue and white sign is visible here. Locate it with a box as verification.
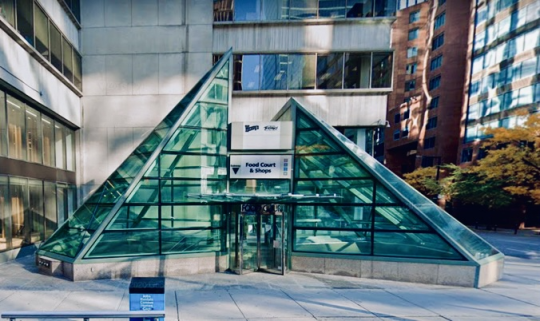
[230,155,292,179]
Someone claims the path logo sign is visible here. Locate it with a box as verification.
[229,155,292,179]
[230,121,293,150]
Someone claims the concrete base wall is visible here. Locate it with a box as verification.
[38,254,228,281]
[291,256,503,288]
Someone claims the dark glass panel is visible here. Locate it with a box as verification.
[34,5,49,60]
[49,23,63,72]
[374,206,430,230]
[9,178,28,248]
[54,122,65,169]
[296,129,342,154]
[25,106,41,163]
[70,0,80,21]
[296,154,371,179]
[38,223,88,257]
[28,179,44,243]
[229,179,290,194]
[109,152,150,182]
[344,53,371,89]
[183,103,228,129]
[44,181,57,239]
[161,205,223,229]
[294,230,371,254]
[161,229,223,254]
[294,205,372,229]
[7,95,26,160]
[374,0,396,17]
[261,54,288,90]
[346,0,373,17]
[289,0,317,19]
[0,177,7,252]
[373,232,463,259]
[160,154,227,179]
[65,128,75,171]
[16,0,34,45]
[161,180,227,203]
[0,91,6,156]
[295,180,374,203]
[85,179,131,204]
[261,0,288,20]
[41,115,55,166]
[213,0,233,21]
[0,0,15,26]
[234,0,261,21]
[375,183,399,204]
[236,55,260,91]
[319,0,346,18]
[288,54,316,89]
[372,52,392,88]
[107,205,159,230]
[86,231,160,258]
[164,128,227,155]
[199,78,229,105]
[126,179,159,204]
[317,54,343,89]
[73,51,82,91]
[62,37,74,82]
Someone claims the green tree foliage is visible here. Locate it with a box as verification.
[403,166,441,198]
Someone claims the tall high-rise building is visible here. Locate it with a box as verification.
[459,0,539,164]
[382,0,472,176]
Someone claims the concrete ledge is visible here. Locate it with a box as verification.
[291,256,496,288]
[37,254,228,281]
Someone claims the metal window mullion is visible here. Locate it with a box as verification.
[370,178,376,255]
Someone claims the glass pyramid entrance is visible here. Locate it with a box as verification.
[37,50,503,287]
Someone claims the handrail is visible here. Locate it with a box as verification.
[1,310,165,321]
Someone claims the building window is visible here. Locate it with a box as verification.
[421,156,434,167]
[0,0,15,26]
[289,54,317,90]
[345,53,371,89]
[461,148,473,163]
[424,137,436,149]
[394,113,400,123]
[432,33,445,50]
[290,0,318,20]
[408,28,419,41]
[7,95,26,160]
[429,75,441,90]
[407,47,418,58]
[409,10,420,23]
[405,79,416,91]
[426,117,437,130]
[429,96,440,109]
[371,52,393,88]
[402,126,409,137]
[434,12,445,29]
[406,63,417,74]
[403,109,410,120]
[393,129,400,140]
[439,0,446,5]
[317,53,344,89]
[430,55,443,71]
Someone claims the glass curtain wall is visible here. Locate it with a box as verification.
[7,95,26,160]
[0,177,7,252]
[0,91,6,156]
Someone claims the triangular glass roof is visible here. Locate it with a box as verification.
[274,98,501,263]
[38,50,233,261]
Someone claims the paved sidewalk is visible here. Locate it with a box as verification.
[0,231,539,321]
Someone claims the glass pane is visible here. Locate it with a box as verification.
[374,0,396,17]
[234,0,261,21]
[183,103,228,129]
[261,0,288,20]
[296,111,318,129]
[288,54,316,90]
[0,177,8,252]
[213,0,233,21]
[161,205,222,229]
[164,128,227,154]
[16,0,34,45]
[65,128,75,171]
[0,0,15,26]
[319,0,346,18]
[347,0,374,18]
[34,5,49,60]
[28,179,43,243]
[126,179,159,204]
[372,52,393,88]
[260,54,288,90]
[290,0,317,19]
[86,231,160,258]
[295,179,374,203]
[229,179,290,194]
[296,129,342,153]
[7,95,26,160]
[9,177,28,249]
[62,37,74,82]
[107,205,159,230]
[294,230,371,254]
[54,122,65,169]
[161,229,223,254]
[294,205,372,229]
[38,222,88,257]
[374,232,463,259]
[44,181,57,239]
[375,183,399,204]
[73,51,82,91]
[25,106,41,163]
[50,24,63,72]
[85,178,130,204]
[42,115,55,166]
[296,154,371,178]
[317,54,344,89]
[199,78,229,104]
[0,91,6,156]
[161,180,227,203]
[345,53,371,89]
[239,55,260,91]
[375,206,430,230]
[160,154,227,179]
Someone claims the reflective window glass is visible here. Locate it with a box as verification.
[41,115,55,166]
[295,205,372,228]
[25,106,41,163]
[160,154,227,179]
[372,53,392,88]
[161,180,227,203]
[344,53,371,89]
[28,179,44,243]
[229,179,290,194]
[107,206,159,230]
[347,0,373,18]
[0,177,6,252]
[62,37,74,82]
[294,229,372,254]
[296,154,370,179]
[432,33,444,50]
[407,47,417,58]
[65,128,75,171]
[9,177,28,249]
[7,95,26,160]
[161,229,223,254]
[261,0,288,20]
[408,28,418,41]
[289,0,318,19]
[50,24,63,72]
[288,54,316,89]
[213,0,233,21]
[409,10,419,23]
[319,0,346,18]
[295,180,374,203]
[373,232,462,259]
[237,55,260,91]
[261,54,288,90]
[296,129,342,154]
[44,182,57,237]
[0,0,15,26]
[161,205,221,229]
[73,51,82,91]
[127,179,159,204]
[375,206,429,230]
[234,0,261,21]
[316,54,343,89]
[375,183,399,204]
[183,103,228,129]
[374,0,396,17]
[0,91,6,156]
[54,122,65,169]
[434,12,445,29]
[86,231,160,258]
[164,128,227,155]
[34,5,49,61]
[16,0,34,45]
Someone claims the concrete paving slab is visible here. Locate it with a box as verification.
[230,288,313,319]
[0,291,69,311]
[54,291,125,311]
[176,289,244,320]
[284,289,374,318]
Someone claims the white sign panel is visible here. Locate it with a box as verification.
[230,122,293,150]
[230,155,292,179]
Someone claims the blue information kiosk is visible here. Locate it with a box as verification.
[129,277,165,321]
